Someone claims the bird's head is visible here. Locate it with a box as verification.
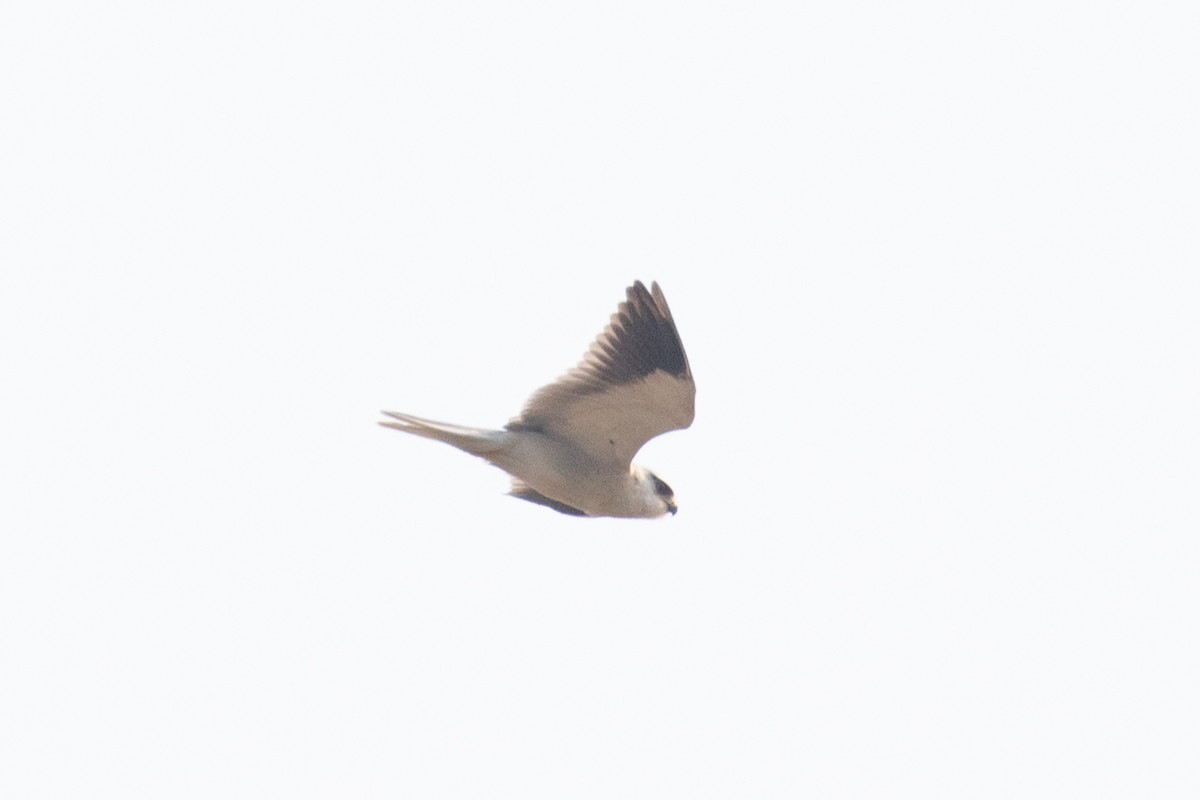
[631,466,677,517]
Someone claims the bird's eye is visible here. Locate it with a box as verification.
[651,475,673,497]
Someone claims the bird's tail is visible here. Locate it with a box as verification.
[378,411,508,457]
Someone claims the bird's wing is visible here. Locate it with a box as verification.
[507,281,695,467]
[509,479,589,516]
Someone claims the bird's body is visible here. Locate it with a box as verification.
[380,281,694,518]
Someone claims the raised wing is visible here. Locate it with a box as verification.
[507,281,695,467]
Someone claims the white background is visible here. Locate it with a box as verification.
[2,2,1197,797]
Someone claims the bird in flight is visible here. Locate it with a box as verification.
[380,281,695,518]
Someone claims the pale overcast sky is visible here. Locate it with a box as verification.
[3,2,1197,798]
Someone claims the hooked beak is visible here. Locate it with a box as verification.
[666,501,678,516]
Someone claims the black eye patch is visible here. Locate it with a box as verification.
[651,475,673,497]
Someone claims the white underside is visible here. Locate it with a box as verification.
[379,411,667,518]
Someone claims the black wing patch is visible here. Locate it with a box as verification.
[569,280,691,391]
[510,481,589,516]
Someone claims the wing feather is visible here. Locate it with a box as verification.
[507,281,695,466]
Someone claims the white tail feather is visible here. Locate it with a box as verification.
[378,411,506,456]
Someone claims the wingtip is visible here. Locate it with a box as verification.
[628,280,668,309]
[650,280,667,306]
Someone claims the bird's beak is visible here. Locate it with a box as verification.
[667,501,677,516]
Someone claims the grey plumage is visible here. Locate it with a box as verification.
[380,281,695,518]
